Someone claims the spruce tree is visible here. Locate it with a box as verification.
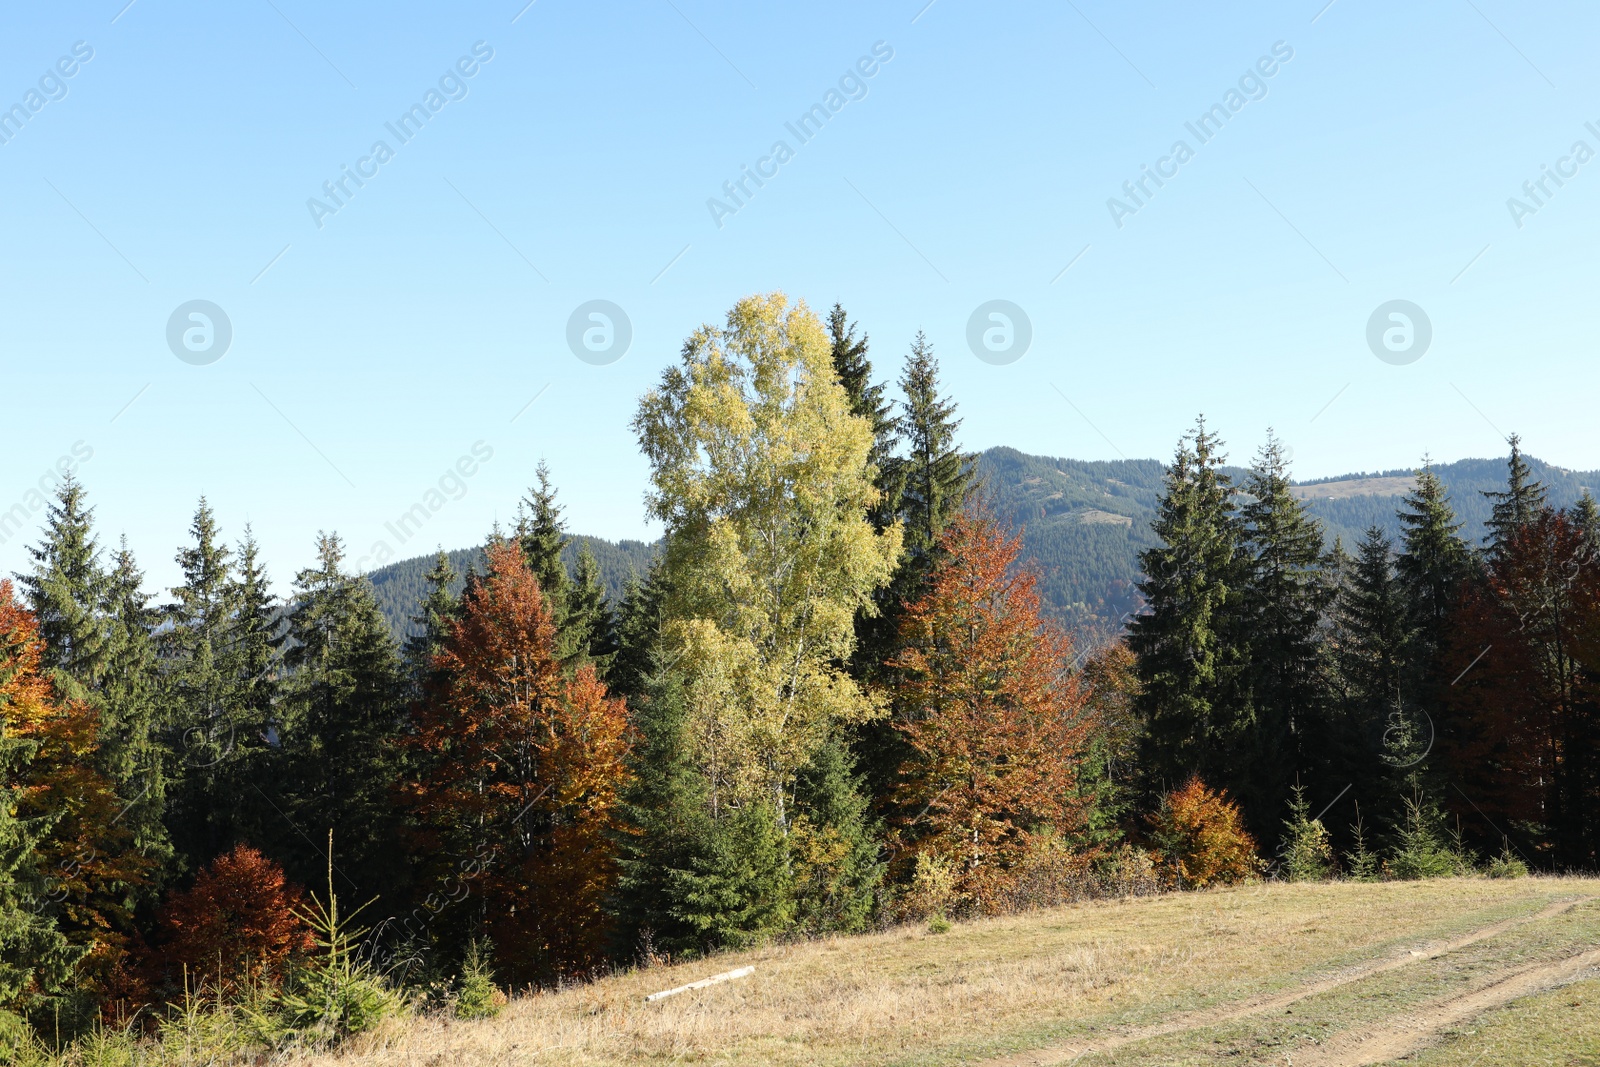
[517,462,571,622]
[566,544,615,674]
[609,565,666,707]
[790,736,883,935]
[897,331,973,572]
[1237,433,1331,830]
[1397,461,1474,648]
[280,534,407,902]
[1482,434,1549,557]
[18,473,107,681]
[829,304,902,532]
[1128,418,1247,803]
[402,550,458,694]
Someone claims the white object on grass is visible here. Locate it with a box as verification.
[644,965,755,1002]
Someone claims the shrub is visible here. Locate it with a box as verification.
[896,853,956,923]
[1147,777,1262,889]
[1095,845,1161,897]
[1278,783,1334,882]
[155,845,316,997]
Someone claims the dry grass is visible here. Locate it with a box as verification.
[282,876,1600,1067]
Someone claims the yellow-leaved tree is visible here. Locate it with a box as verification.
[632,292,902,827]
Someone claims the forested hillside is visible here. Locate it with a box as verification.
[367,536,657,639]
[367,449,1600,641]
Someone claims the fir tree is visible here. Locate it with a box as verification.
[1396,461,1474,649]
[1238,433,1331,829]
[828,303,902,532]
[897,331,973,572]
[1128,418,1247,804]
[1482,434,1549,557]
[280,534,407,903]
[402,550,458,695]
[517,462,571,626]
[565,544,615,674]
[17,474,107,681]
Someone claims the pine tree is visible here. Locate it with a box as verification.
[1237,433,1331,831]
[1483,434,1549,558]
[1128,418,1247,803]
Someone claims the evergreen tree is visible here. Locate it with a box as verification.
[789,735,883,936]
[1396,461,1474,651]
[279,534,407,903]
[0,586,82,1022]
[1128,418,1247,804]
[565,544,615,674]
[1237,433,1331,830]
[402,550,458,694]
[897,331,973,573]
[517,462,571,627]
[828,303,902,532]
[1572,491,1600,553]
[608,566,666,707]
[1482,434,1549,557]
[17,474,107,681]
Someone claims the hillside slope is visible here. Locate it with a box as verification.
[365,448,1600,640]
[287,878,1600,1067]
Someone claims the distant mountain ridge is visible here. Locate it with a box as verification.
[365,447,1600,640]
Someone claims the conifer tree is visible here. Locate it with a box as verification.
[279,534,407,902]
[828,304,902,532]
[897,331,973,574]
[1397,462,1474,650]
[608,566,666,706]
[1237,433,1331,829]
[565,544,615,674]
[789,735,883,935]
[402,550,459,695]
[1128,418,1247,803]
[18,474,107,681]
[517,462,571,625]
[1483,434,1549,557]
[0,584,82,1021]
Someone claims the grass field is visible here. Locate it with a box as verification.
[291,877,1600,1067]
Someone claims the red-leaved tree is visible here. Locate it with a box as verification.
[889,510,1096,912]
[154,844,314,996]
[408,541,631,984]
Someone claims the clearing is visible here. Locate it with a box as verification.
[294,878,1600,1067]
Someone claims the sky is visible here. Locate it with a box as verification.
[3,0,1597,592]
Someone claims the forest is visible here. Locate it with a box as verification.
[3,292,1596,1056]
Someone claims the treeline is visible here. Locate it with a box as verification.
[2,293,1592,1053]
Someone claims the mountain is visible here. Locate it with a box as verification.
[364,448,1600,641]
[978,446,1600,634]
[366,535,658,641]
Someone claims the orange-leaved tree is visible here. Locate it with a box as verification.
[889,509,1096,913]
[408,541,631,984]
[0,580,153,1000]
[1146,776,1260,889]
[153,844,314,997]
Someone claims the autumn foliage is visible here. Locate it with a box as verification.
[408,541,631,984]
[0,581,152,997]
[890,510,1096,912]
[153,845,314,995]
[1146,777,1261,889]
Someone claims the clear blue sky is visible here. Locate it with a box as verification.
[3,0,1595,591]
